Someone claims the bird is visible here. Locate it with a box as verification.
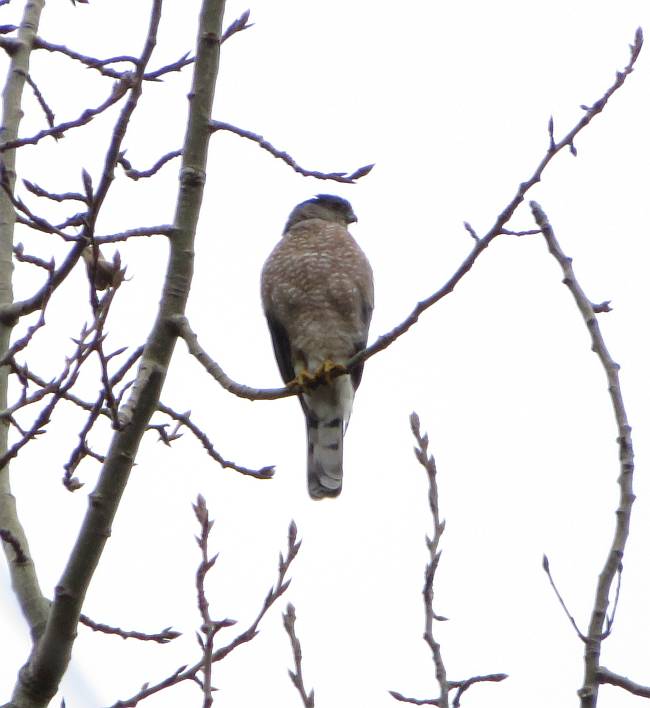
[261,194,374,499]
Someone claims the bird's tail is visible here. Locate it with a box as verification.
[306,415,344,499]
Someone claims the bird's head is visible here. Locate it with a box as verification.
[283,194,357,232]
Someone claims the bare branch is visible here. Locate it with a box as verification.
[108,520,301,707]
[30,37,193,81]
[597,667,650,698]
[220,9,253,43]
[346,28,644,373]
[410,412,449,707]
[389,692,440,706]
[25,73,55,127]
[450,675,509,707]
[531,201,635,708]
[0,77,130,151]
[95,224,173,244]
[144,52,194,81]
[8,1,173,701]
[209,120,374,183]
[283,603,315,707]
[1,167,79,239]
[22,178,86,203]
[157,403,274,479]
[0,240,87,323]
[541,554,586,641]
[79,614,181,644]
[390,415,506,707]
[390,675,508,707]
[172,314,297,400]
[118,150,182,180]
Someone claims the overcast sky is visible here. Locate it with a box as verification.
[2,1,650,707]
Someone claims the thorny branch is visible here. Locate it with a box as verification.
[108,519,301,708]
[531,202,636,708]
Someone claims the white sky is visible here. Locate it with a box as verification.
[2,1,650,706]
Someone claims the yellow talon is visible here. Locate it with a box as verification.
[289,360,347,389]
[288,370,318,388]
[320,360,347,382]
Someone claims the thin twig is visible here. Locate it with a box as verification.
[346,28,644,374]
[410,412,449,707]
[13,242,55,270]
[209,120,374,183]
[118,150,182,180]
[0,77,131,151]
[31,37,193,81]
[283,603,315,707]
[79,614,180,643]
[220,9,253,43]
[541,554,586,641]
[390,415,506,707]
[95,224,173,244]
[531,201,635,708]
[22,178,86,203]
[108,520,301,708]
[25,73,55,127]
[157,403,274,479]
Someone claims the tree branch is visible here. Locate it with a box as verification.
[390,414,507,707]
[283,603,315,707]
[530,202,636,708]
[209,120,374,183]
[0,0,50,652]
[108,520,301,707]
[347,27,643,373]
[7,2,175,705]
[156,403,274,479]
[597,667,650,698]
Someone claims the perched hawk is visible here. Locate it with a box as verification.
[261,194,374,499]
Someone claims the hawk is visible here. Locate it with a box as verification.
[261,194,374,499]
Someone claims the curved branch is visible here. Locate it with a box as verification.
[531,202,635,708]
[597,667,650,698]
[209,120,374,183]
